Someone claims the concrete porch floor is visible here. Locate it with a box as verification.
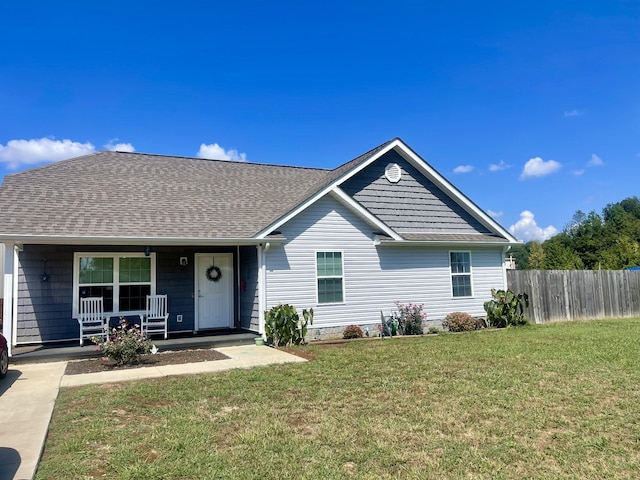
[10,330,260,364]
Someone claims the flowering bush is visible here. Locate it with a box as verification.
[442,312,477,332]
[343,325,364,339]
[91,317,153,366]
[395,302,425,335]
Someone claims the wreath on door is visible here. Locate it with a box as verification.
[206,265,222,282]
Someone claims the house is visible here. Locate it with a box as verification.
[0,138,519,353]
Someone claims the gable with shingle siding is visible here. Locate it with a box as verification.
[340,150,493,235]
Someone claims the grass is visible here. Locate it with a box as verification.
[37,319,640,479]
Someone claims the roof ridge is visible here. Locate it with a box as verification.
[98,150,331,172]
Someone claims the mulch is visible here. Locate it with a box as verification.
[64,348,230,375]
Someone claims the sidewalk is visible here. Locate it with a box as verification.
[61,344,306,387]
[0,345,306,480]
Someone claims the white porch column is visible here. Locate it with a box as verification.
[257,244,267,336]
[2,243,16,356]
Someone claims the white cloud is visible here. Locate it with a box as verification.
[0,137,95,169]
[564,109,583,117]
[197,143,247,161]
[572,169,585,176]
[588,153,603,167]
[453,164,473,174]
[105,139,135,152]
[487,209,503,219]
[488,160,509,172]
[520,157,561,180]
[509,210,558,242]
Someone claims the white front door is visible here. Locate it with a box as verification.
[195,253,233,330]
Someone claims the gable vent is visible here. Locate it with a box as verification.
[384,163,402,183]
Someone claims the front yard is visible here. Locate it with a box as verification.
[38,319,640,479]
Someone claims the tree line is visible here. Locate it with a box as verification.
[510,196,640,270]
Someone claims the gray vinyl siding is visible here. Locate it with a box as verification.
[239,246,259,330]
[341,150,492,234]
[17,245,75,343]
[266,195,506,329]
[14,244,242,343]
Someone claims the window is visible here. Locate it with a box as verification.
[316,251,344,304]
[450,251,472,297]
[73,253,156,316]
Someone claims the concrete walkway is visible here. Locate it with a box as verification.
[0,345,305,480]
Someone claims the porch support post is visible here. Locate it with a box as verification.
[2,243,16,356]
[257,244,266,336]
[236,246,241,328]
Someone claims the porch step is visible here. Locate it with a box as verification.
[10,331,260,364]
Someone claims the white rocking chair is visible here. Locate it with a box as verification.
[78,297,107,346]
[139,294,169,339]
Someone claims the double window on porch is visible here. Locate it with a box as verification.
[73,253,156,317]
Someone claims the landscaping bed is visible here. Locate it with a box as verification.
[64,348,229,375]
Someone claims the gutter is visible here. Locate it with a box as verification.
[0,235,286,247]
[374,238,521,248]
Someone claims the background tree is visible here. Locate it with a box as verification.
[510,196,640,270]
[542,234,583,269]
[509,243,530,270]
[528,241,545,269]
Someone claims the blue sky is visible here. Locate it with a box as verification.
[1,1,638,242]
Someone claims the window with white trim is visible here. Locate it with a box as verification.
[450,251,472,297]
[73,252,156,317]
[316,251,344,304]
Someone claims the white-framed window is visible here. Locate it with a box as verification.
[316,251,344,304]
[450,251,472,297]
[72,252,156,317]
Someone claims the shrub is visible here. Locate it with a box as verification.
[483,289,529,328]
[91,317,153,366]
[427,327,440,335]
[265,304,314,347]
[442,312,476,332]
[395,302,425,335]
[475,317,487,329]
[343,325,364,339]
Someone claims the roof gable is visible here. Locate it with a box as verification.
[259,138,518,244]
[341,149,493,235]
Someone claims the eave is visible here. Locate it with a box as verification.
[0,234,286,247]
[374,235,519,248]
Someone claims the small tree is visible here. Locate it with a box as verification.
[483,289,529,328]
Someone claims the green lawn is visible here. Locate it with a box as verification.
[37,319,640,479]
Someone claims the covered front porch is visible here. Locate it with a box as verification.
[9,329,260,363]
[2,240,273,356]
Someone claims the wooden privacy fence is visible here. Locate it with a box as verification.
[506,270,640,323]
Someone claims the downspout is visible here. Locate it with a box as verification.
[502,245,511,290]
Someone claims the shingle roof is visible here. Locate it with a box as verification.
[0,139,515,245]
[0,151,332,239]
[395,233,510,243]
